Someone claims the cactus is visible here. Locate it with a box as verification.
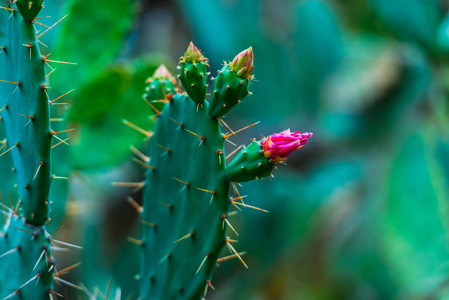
[0,2,72,299]
[136,43,311,299]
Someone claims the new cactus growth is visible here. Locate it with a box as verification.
[144,65,177,112]
[208,46,254,117]
[137,43,311,299]
[0,2,74,298]
[178,42,209,104]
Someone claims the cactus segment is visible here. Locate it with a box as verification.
[208,65,250,117]
[144,65,177,112]
[140,93,230,300]
[0,216,54,299]
[15,0,44,21]
[179,42,209,103]
[225,141,273,182]
[0,1,51,226]
[179,62,208,103]
[138,44,312,299]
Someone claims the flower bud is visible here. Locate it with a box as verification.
[180,42,207,64]
[153,65,172,79]
[229,47,254,79]
[261,129,312,163]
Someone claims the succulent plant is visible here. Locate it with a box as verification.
[133,43,312,300]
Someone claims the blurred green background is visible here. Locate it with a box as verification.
[2,0,449,299]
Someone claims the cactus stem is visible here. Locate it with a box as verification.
[127,196,143,214]
[49,89,74,104]
[0,246,19,259]
[122,119,153,138]
[225,239,248,269]
[222,121,260,139]
[221,214,238,236]
[36,14,67,39]
[195,253,209,274]
[127,237,143,246]
[173,177,189,187]
[216,251,247,263]
[174,231,194,243]
[131,157,155,171]
[0,144,17,157]
[184,129,204,140]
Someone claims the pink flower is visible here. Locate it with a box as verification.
[261,129,313,163]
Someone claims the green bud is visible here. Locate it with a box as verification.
[229,47,254,79]
[180,42,207,64]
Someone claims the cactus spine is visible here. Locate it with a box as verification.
[137,43,311,300]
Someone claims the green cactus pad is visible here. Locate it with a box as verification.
[208,65,250,117]
[225,141,273,182]
[179,62,208,103]
[0,1,51,226]
[0,215,54,300]
[140,93,231,300]
[15,0,44,21]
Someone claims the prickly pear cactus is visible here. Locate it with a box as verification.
[137,44,312,300]
[0,2,68,298]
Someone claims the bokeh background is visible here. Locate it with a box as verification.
[2,0,449,299]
